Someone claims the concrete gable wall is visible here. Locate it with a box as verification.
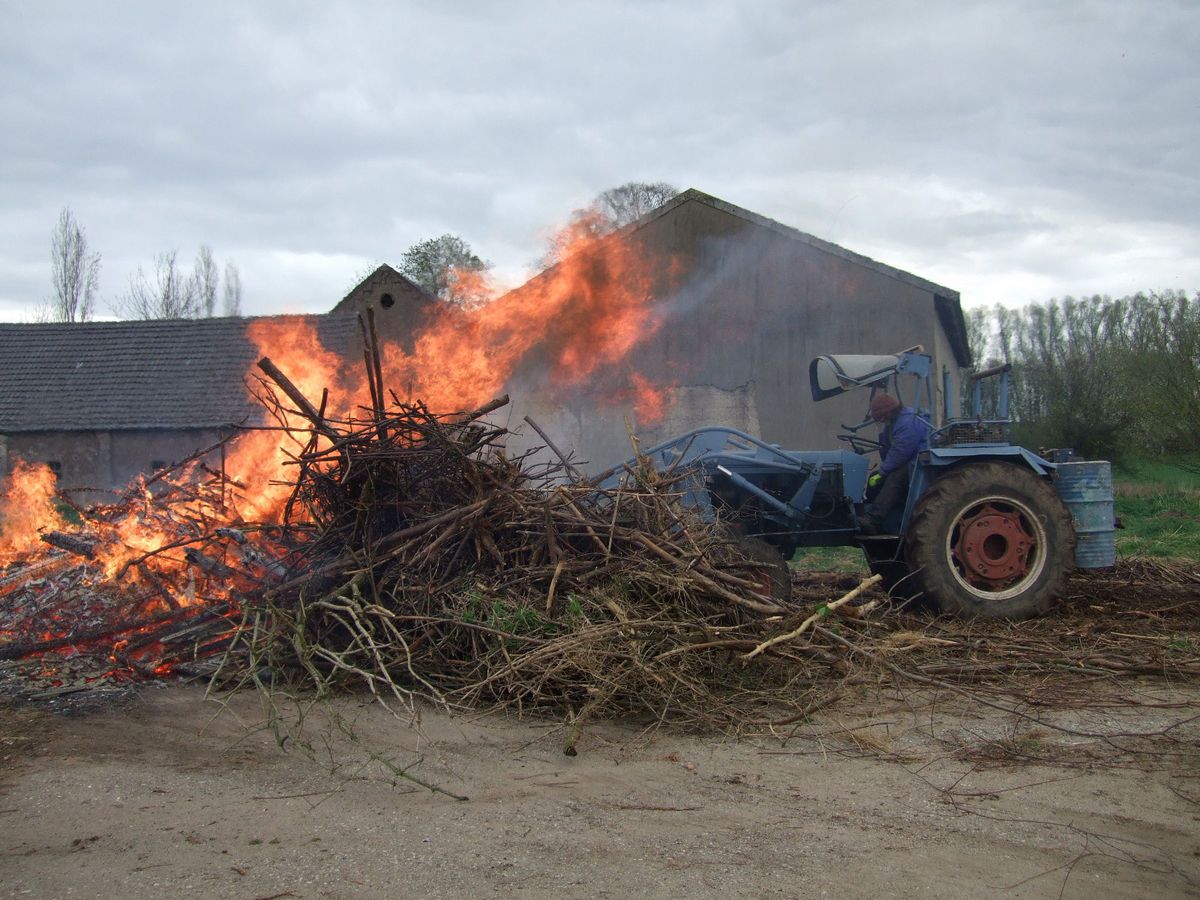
[505,198,961,471]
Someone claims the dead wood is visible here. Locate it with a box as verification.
[40,531,97,559]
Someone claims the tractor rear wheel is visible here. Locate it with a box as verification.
[904,462,1075,619]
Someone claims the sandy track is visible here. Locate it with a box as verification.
[2,682,1197,899]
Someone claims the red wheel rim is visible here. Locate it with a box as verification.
[949,500,1039,595]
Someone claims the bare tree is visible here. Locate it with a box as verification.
[116,250,201,320]
[222,262,243,316]
[44,207,101,322]
[538,181,679,268]
[592,181,679,230]
[191,244,219,317]
[113,246,243,319]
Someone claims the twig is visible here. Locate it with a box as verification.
[742,574,882,662]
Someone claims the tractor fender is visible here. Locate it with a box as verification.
[901,448,1054,540]
[924,446,1053,476]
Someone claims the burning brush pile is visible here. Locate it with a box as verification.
[0,329,875,732]
[237,362,815,733]
[0,448,289,696]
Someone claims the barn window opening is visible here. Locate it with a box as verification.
[379,292,395,309]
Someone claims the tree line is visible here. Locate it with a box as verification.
[40,207,243,323]
[43,182,678,322]
[964,291,1200,461]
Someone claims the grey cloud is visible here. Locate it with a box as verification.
[0,0,1197,319]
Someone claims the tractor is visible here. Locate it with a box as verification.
[599,348,1115,619]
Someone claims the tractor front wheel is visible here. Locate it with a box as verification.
[904,462,1075,619]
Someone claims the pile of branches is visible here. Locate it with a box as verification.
[228,350,873,739]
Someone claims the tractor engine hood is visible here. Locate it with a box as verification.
[809,353,904,401]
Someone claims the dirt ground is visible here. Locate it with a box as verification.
[2,677,1197,900]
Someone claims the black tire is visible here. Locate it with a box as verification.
[904,461,1075,619]
[733,535,794,605]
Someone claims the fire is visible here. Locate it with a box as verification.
[380,215,670,413]
[236,216,676,474]
[629,373,668,427]
[0,460,65,560]
[246,317,349,411]
[0,208,682,685]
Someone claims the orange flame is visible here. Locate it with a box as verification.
[218,218,677,523]
[629,373,668,427]
[224,317,353,522]
[0,459,65,562]
[246,317,350,414]
[380,215,669,412]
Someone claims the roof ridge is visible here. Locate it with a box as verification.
[620,188,959,301]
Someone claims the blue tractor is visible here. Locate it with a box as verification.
[601,348,1115,619]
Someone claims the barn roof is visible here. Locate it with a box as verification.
[0,314,358,433]
[634,190,972,367]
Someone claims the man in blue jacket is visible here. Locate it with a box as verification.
[859,392,932,535]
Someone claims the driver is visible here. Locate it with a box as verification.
[859,393,932,535]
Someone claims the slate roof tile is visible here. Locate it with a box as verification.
[0,314,359,432]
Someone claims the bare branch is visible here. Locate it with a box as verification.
[45,207,101,322]
[222,262,243,316]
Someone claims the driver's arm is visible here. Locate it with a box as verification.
[880,414,919,475]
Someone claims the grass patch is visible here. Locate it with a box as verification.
[790,546,869,574]
[1114,455,1200,561]
[1113,454,1200,492]
[1115,490,1200,560]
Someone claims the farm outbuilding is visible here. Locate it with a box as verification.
[502,189,971,470]
[0,192,969,496]
[0,315,358,503]
[0,264,434,503]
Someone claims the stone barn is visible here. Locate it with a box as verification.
[0,265,434,502]
[328,263,435,354]
[502,189,971,470]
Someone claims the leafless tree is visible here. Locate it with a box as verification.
[43,207,101,322]
[116,250,201,320]
[592,181,679,230]
[537,181,679,268]
[222,262,243,316]
[113,247,244,319]
[191,244,220,317]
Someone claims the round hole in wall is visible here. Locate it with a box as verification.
[380,292,395,309]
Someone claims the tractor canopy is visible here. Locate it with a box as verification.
[809,353,906,401]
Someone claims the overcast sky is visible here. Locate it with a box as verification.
[1,0,1197,321]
